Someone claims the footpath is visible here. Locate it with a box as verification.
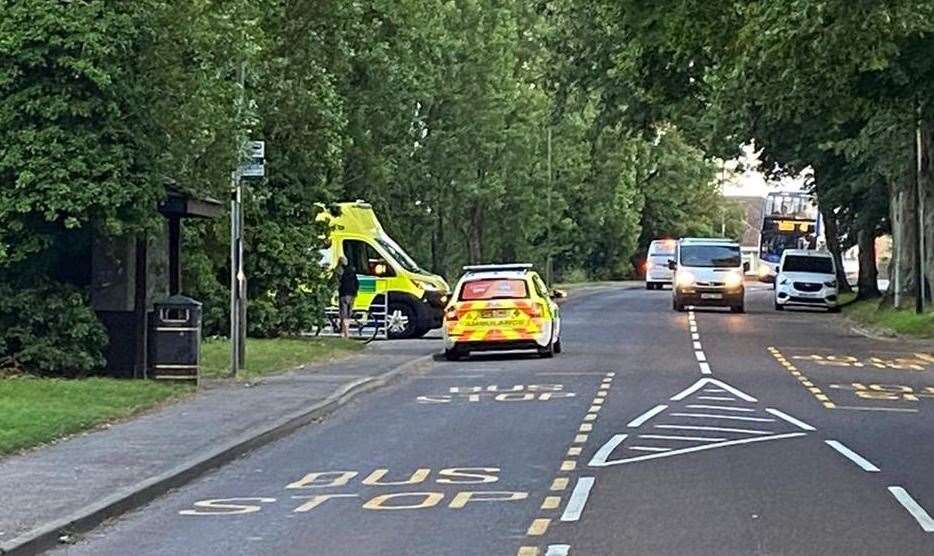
[0,339,437,555]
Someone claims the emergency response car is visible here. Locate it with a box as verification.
[443,264,562,360]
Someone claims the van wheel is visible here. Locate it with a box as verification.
[387,302,417,339]
[731,303,745,314]
[673,298,685,312]
[646,282,655,290]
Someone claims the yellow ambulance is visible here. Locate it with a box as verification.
[317,201,450,338]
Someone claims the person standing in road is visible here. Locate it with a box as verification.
[337,256,359,338]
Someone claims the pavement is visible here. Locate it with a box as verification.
[0,338,438,555]
[9,282,934,555]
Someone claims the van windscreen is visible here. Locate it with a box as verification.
[680,245,741,268]
[782,255,834,274]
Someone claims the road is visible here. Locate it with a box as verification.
[59,285,934,555]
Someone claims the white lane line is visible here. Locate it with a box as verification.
[825,440,880,472]
[836,406,919,413]
[704,388,727,393]
[638,434,726,442]
[671,378,758,402]
[765,408,816,431]
[670,412,776,423]
[889,487,934,532]
[590,432,807,467]
[590,434,626,464]
[545,545,571,556]
[655,425,773,435]
[629,446,671,452]
[560,477,595,522]
[627,405,668,428]
[698,396,736,401]
[693,341,703,350]
[698,362,712,375]
[686,404,756,412]
[691,333,700,340]
[695,351,707,362]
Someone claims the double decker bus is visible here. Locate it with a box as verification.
[758,192,819,278]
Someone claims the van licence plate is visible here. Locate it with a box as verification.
[701,293,723,300]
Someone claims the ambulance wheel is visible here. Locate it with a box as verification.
[538,342,555,359]
[387,302,417,339]
[444,347,465,361]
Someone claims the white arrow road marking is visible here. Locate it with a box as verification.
[670,378,758,402]
[669,412,776,423]
[560,477,595,522]
[825,440,880,472]
[889,487,934,533]
[627,405,668,427]
[629,446,671,452]
[765,408,816,431]
[639,434,726,442]
[589,432,807,467]
[686,405,755,412]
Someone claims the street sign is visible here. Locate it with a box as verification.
[239,141,265,178]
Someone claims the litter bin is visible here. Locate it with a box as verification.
[148,295,202,383]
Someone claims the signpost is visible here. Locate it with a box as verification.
[230,141,265,377]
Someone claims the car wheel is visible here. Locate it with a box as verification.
[774,301,784,311]
[828,306,841,314]
[731,303,745,314]
[538,341,555,358]
[387,302,417,339]
[553,338,562,354]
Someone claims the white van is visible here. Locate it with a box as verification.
[774,249,840,312]
[671,238,748,313]
[645,239,676,290]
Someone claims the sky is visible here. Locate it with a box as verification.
[718,144,809,198]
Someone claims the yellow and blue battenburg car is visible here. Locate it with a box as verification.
[442,264,563,360]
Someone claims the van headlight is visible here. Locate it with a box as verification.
[676,271,696,288]
[724,272,743,289]
[412,279,438,292]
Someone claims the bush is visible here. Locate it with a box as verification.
[0,282,108,376]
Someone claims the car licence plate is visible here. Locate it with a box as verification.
[481,309,511,319]
[700,293,723,300]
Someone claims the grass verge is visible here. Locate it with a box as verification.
[843,295,934,339]
[200,337,364,380]
[0,377,190,456]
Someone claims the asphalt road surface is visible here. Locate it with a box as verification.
[59,285,934,555]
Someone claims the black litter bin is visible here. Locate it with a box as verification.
[148,295,202,383]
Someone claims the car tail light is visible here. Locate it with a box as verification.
[645,260,654,272]
[529,303,545,318]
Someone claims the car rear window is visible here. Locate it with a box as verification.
[782,255,834,274]
[460,279,529,301]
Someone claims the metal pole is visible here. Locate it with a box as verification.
[230,171,240,377]
[546,126,553,284]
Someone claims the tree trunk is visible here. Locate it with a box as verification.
[856,226,881,299]
[887,166,919,309]
[919,117,934,306]
[819,206,852,293]
[467,203,483,264]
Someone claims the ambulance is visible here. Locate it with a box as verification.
[442,264,562,360]
[317,201,450,339]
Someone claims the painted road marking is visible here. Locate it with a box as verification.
[574,434,588,443]
[836,406,919,413]
[560,477,595,522]
[768,347,835,409]
[550,478,569,491]
[693,341,703,350]
[704,388,726,393]
[517,547,538,556]
[545,545,571,556]
[579,423,593,432]
[671,378,758,402]
[889,487,934,533]
[638,434,727,442]
[629,446,671,452]
[668,412,776,423]
[655,425,772,435]
[765,408,816,431]
[692,333,700,340]
[561,460,577,471]
[567,447,582,456]
[527,518,551,536]
[699,362,712,375]
[695,351,707,362]
[627,404,668,427]
[825,440,880,472]
[686,404,755,412]
[590,433,807,467]
[697,396,736,401]
[541,496,562,510]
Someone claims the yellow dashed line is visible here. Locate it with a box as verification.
[541,496,562,510]
[550,478,569,491]
[527,518,551,536]
[583,413,597,422]
[592,398,605,405]
[769,347,834,410]
[567,446,582,456]
[574,434,588,443]
[518,546,539,556]
[561,460,577,471]
[579,423,593,432]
